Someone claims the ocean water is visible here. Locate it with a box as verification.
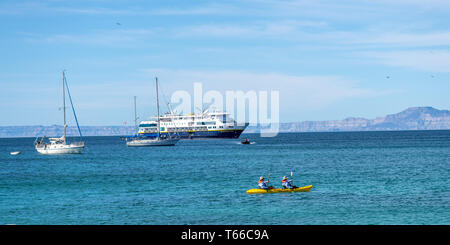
[0,131,449,225]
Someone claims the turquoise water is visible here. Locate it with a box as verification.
[1,131,449,225]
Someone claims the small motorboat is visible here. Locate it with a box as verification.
[10,151,21,155]
[241,138,250,144]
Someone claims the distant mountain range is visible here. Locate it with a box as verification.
[1,107,449,138]
[245,106,450,133]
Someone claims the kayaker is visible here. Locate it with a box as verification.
[258,176,273,190]
[281,176,297,189]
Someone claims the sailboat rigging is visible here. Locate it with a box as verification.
[34,71,85,154]
[125,77,179,147]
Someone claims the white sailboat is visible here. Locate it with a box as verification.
[126,77,179,147]
[35,71,85,154]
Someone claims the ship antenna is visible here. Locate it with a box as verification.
[168,102,174,115]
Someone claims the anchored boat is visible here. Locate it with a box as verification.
[126,77,180,147]
[35,71,85,154]
[241,138,250,144]
[137,110,248,139]
[126,137,179,147]
[246,185,313,194]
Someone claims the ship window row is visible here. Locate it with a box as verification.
[141,125,226,131]
[197,121,216,126]
[167,127,191,131]
[139,124,157,127]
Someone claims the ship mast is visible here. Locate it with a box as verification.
[62,71,67,144]
[156,77,160,139]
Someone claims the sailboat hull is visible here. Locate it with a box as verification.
[126,138,179,147]
[36,144,84,154]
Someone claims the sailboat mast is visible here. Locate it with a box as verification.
[156,77,160,139]
[134,96,137,135]
[62,71,67,143]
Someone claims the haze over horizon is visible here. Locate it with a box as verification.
[1,0,450,126]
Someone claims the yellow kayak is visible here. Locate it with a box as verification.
[246,185,313,194]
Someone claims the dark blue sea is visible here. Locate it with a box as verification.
[1,131,449,225]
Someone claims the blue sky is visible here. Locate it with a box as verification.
[1,0,450,126]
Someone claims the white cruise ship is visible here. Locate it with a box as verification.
[137,109,248,139]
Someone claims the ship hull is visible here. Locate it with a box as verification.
[139,129,245,139]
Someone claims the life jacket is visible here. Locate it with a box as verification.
[258,179,267,188]
[282,179,292,188]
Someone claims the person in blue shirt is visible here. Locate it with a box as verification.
[281,176,297,189]
[258,176,273,190]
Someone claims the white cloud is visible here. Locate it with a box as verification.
[354,32,450,47]
[363,50,450,73]
[24,29,155,45]
[364,0,450,9]
[0,2,239,16]
[174,20,327,39]
[141,68,396,110]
